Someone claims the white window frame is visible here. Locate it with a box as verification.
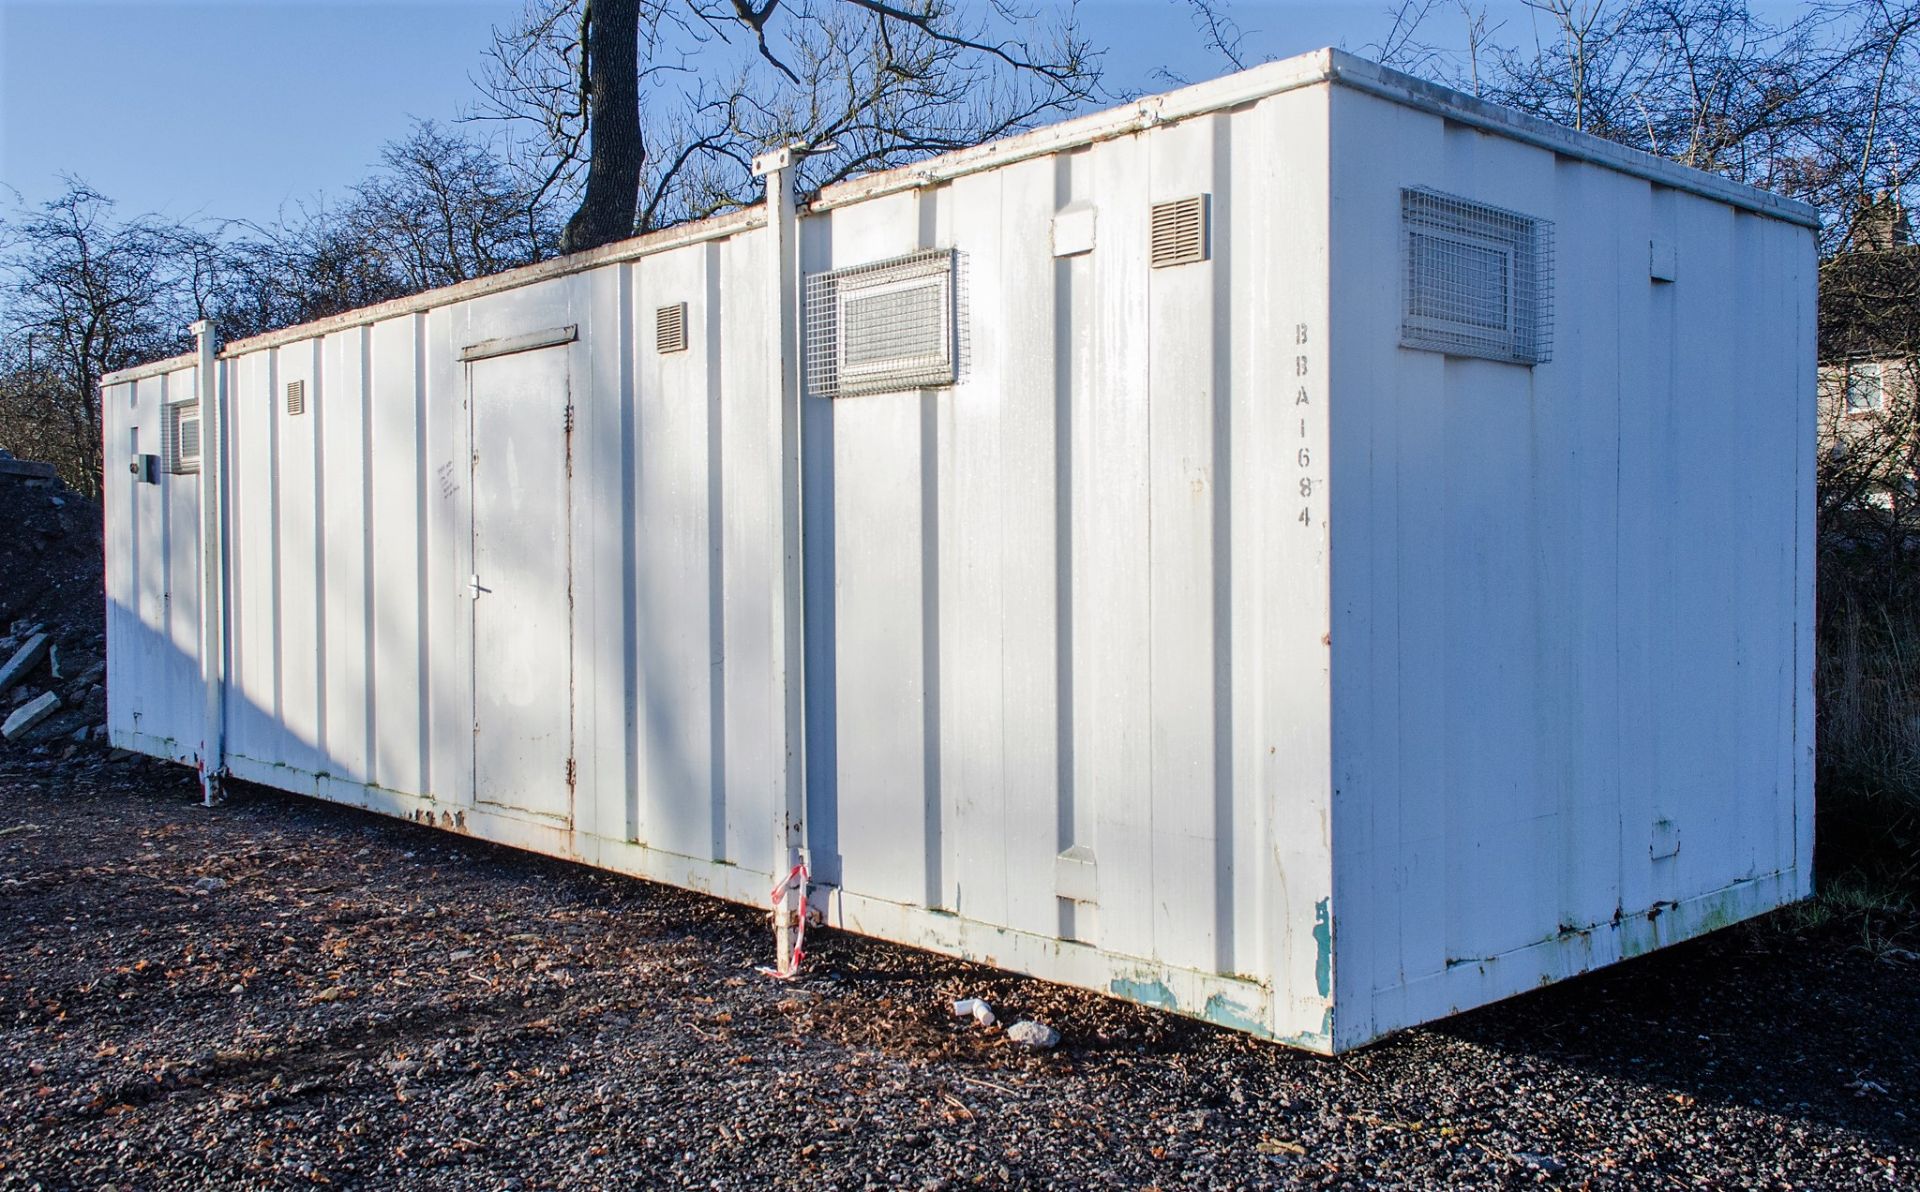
[1846,360,1886,414]
[1404,227,1517,342]
[164,400,202,475]
[1399,187,1552,366]
[834,256,955,397]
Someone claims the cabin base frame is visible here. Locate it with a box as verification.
[149,746,1797,1054]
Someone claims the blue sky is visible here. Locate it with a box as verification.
[0,1,1547,227]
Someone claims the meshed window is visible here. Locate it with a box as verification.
[162,400,201,475]
[1401,188,1553,365]
[843,282,944,374]
[805,249,957,397]
[1846,361,1885,413]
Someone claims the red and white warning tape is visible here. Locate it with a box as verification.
[759,862,810,980]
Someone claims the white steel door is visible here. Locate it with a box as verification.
[468,346,573,822]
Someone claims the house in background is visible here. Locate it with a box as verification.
[1819,193,1920,511]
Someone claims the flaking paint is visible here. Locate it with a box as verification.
[103,49,1813,1051]
[1313,897,1332,998]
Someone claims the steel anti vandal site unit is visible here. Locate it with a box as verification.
[102,50,1816,1052]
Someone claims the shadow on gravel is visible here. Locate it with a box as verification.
[3,764,1913,1188]
[1426,911,1918,1154]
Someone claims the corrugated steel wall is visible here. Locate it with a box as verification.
[106,81,1337,1042]
[197,235,791,888]
[800,86,1334,1037]
[1326,86,1817,1049]
[103,52,1815,1049]
[106,364,205,762]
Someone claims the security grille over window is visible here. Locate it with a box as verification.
[805,249,958,398]
[162,400,201,475]
[656,302,688,353]
[1150,195,1210,268]
[286,379,307,416]
[1400,188,1553,365]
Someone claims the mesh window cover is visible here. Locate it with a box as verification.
[1401,188,1553,365]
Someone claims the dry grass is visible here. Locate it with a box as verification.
[1815,542,1920,909]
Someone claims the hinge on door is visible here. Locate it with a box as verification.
[565,757,577,788]
[563,404,575,433]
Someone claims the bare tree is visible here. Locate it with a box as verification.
[211,120,561,340]
[352,122,562,289]
[562,0,646,251]
[1379,1,1920,253]
[1369,0,1449,77]
[1181,0,1254,73]
[474,0,1099,246]
[0,182,211,494]
[0,126,561,496]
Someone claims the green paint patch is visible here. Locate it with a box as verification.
[1313,898,1332,998]
[1689,891,1746,935]
[1279,1007,1335,1054]
[1202,993,1270,1037]
[1109,976,1178,1011]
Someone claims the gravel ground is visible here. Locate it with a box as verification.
[0,758,1914,1191]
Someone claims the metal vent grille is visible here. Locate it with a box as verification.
[1400,188,1554,365]
[656,302,688,353]
[804,249,959,398]
[161,401,201,475]
[1150,195,1209,268]
[286,379,307,416]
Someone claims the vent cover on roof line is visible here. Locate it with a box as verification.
[285,379,307,416]
[656,302,688,353]
[1150,195,1209,268]
[1400,188,1554,366]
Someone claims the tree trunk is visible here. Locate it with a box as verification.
[560,0,644,254]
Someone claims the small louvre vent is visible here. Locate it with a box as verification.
[161,401,201,475]
[1150,195,1209,268]
[804,249,960,398]
[656,302,688,353]
[1400,188,1554,365]
[285,379,307,416]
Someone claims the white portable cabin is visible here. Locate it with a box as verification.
[101,50,1816,1052]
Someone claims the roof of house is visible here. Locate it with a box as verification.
[1821,244,1920,363]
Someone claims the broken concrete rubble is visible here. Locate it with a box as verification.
[1006,1021,1060,1049]
[3,691,61,740]
[0,633,50,701]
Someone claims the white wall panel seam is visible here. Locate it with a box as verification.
[99,56,1814,1051]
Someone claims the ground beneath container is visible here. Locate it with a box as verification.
[0,761,1912,1190]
